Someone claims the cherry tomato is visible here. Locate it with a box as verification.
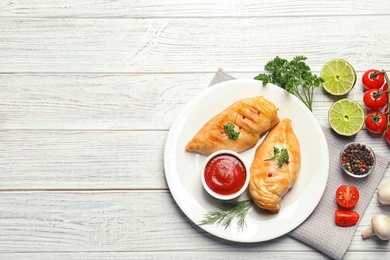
[363,89,388,111]
[335,209,360,227]
[365,111,388,134]
[381,83,389,112]
[386,130,390,145]
[336,185,359,208]
[382,104,389,113]
[382,83,388,92]
[362,69,385,90]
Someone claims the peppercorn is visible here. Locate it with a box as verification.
[341,143,375,176]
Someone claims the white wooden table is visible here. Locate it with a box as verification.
[1,1,390,259]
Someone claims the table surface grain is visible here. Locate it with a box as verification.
[1,1,390,259]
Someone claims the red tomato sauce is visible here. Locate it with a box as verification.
[204,153,246,195]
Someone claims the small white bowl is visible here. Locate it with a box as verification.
[340,142,376,178]
[201,150,250,200]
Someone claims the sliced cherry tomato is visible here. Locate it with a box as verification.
[363,88,388,111]
[335,209,360,227]
[336,185,359,208]
[362,69,385,90]
[365,111,388,134]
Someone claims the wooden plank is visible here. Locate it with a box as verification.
[1,17,390,73]
[0,74,211,130]
[0,129,389,190]
[1,0,390,18]
[0,191,388,254]
[0,72,379,130]
[0,131,166,189]
[0,252,366,260]
[0,191,306,252]
[0,252,389,260]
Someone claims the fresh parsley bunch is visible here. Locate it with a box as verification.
[254,56,324,111]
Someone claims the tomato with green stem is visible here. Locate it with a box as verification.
[363,88,388,111]
[361,69,390,143]
[362,69,385,90]
[365,111,388,134]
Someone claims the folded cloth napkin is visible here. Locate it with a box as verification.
[208,68,390,260]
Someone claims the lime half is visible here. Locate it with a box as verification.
[321,59,356,95]
[328,99,364,136]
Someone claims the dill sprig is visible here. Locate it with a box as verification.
[199,199,253,231]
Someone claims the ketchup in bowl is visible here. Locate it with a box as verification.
[201,150,249,200]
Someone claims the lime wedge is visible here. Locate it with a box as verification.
[328,99,365,136]
[321,59,356,95]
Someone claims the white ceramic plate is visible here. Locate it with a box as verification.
[164,79,329,242]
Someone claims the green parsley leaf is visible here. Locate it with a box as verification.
[278,148,290,167]
[264,147,290,167]
[254,56,324,112]
[223,115,240,140]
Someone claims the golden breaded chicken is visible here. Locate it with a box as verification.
[185,96,279,155]
[249,118,301,213]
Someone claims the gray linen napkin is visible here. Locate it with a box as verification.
[209,68,390,260]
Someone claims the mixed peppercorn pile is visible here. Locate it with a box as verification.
[341,143,375,176]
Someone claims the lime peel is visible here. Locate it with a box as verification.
[321,59,357,96]
[328,99,365,136]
